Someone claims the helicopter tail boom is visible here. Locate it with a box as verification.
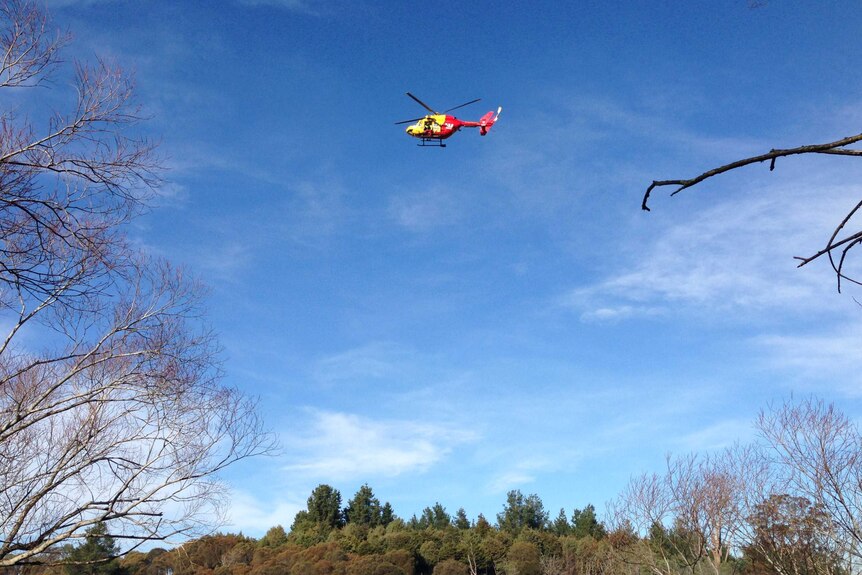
[478,106,502,135]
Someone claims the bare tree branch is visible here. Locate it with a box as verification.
[0,1,276,566]
[643,131,862,290]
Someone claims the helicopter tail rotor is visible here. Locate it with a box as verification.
[479,106,502,135]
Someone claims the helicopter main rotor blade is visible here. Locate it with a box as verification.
[443,98,481,114]
[394,116,425,125]
[406,92,438,114]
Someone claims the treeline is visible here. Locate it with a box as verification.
[11,396,862,575]
[90,487,619,575]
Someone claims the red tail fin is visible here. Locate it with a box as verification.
[479,107,502,135]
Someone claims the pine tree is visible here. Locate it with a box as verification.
[64,523,123,575]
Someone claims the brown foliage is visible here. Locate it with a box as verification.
[432,559,467,575]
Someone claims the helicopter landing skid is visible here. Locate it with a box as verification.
[418,138,446,148]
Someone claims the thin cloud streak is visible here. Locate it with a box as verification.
[388,187,462,233]
[283,410,478,481]
[564,180,862,323]
[313,342,410,384]
[755,324,862,397]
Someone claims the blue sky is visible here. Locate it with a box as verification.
[43,0,862,536]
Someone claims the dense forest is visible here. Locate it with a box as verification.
[118,486,619,575]
[5,396,860,575]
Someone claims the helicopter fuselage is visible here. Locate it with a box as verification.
[405,115,466,140]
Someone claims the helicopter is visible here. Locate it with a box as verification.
[395,92,501,147]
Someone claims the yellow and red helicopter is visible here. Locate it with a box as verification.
[396,92,501,147]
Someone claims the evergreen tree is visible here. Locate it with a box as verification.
[571,504,606,539]
[64,523,122,575]
[474,514,492,537]
[345,484,383,527]
[258,525,288,548]
[380,502,396,526]
[552,508,570,536]
[453,508,471,530]
[420,503,451,530]
[496,490,548,534]
[307,484,344,529]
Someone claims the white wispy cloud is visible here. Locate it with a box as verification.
[44,0,117,7]
[235,0,328,15]
[196,241,255,281]
[153,181,191,208]
[278,179,349,248]
[486,457,554,494]
[388,188,462,233]
[672,418,755,452]
[284,410,476,480]
[578,305,664,324]
[313,342,409,384]
[487,470,537,494]
[755,323,862,397]
[225,489,303,535]
[564,179,862,322]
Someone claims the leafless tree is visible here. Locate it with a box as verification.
[642,129,862,291]
[609,447,757,575]
[757,398,862,568]
[0,0,273,566]
[610,465,696,575]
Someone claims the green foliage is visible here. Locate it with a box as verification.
[363,527,389,556]
[113,486,629,575]
[415,504,451,531]
[290,485,348,546]
[479,532,511,569]
[457,530,485,571]
[345,485,395,528]
[431,559,466,575]
[383,529,419,554]
[381,504,396,527]
[435,530,460,564]
[331,523,370,554]
[418,540,441,568]
[64,523,122,575]
[559,535,614,575]
[496,491,548,535]
[551,509,569,537]
[308,485,345,529]
[503,541,540,575]
[258,526,289,548]
[346,556,405,575]
[515,529,560,557]
[473,515,492,538]
[453,509,470,531]
[289,521,332,548]
[570,505,606,540]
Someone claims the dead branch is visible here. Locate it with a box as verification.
[643,131,862,291]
